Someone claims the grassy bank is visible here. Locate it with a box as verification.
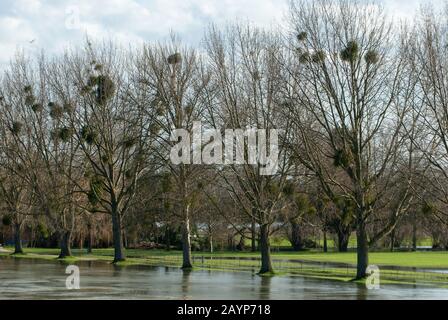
[1,247,448,287]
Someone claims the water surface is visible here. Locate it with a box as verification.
[0,257,447,300]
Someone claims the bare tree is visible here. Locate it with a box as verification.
[285,0,414,278]
[204,24,293,274]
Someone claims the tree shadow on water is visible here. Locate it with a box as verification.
[258,275,272,299]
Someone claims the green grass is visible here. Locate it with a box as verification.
[3,247,448,268]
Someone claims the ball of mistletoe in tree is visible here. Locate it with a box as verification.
[312,50,326,63]
[80,125,98,145]
[58,127,73,142]
[340,41,359,62]
[365,50,379,64]
[23,85,32,94]
[31,103,43,113]
[299,52,311,63]
[282,182,295,196]
[48,102,63,119]
[95,75,115,105]
[167,52,182,65]
[87,190,100,206]
[11,121,23,135]
[333,148,352,168]
[122,137,137,149]
[81,85,92,96]
[297,32,307,42]
[1,214,12,226]
[124,169,133,179]
[25,95,35,106]
[63,102,75,114]
[421,202,435,215]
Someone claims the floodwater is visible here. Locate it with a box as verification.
[0,257,447,300]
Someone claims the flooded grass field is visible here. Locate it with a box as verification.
[1,257,448,300]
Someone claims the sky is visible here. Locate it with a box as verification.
[0,0,444,69]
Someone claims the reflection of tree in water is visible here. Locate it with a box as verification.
[355,283,368,300]
[181,269,192,299]
[112,263,123,278]
[259,276,272,299]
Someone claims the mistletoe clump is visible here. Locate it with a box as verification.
[299,52,311,63]
[25,95,35,106]
[80,125,98,145]
[340,41,359,62]
[365,50,380,64]
[297,32,307,42]
[167,52,182,65]
[31,103,43,113]
[96,75,115,105]
[312,50,326,63]
[58,127,73,142]
[48,102,63,119]
[11,121,23,135]
[333,148,352,168]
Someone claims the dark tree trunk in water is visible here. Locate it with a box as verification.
[58,231,72,258]
[87,223,93,253]
[13,223,23,254]
[290,221,303,251]
[337,229,350,252]
[323,230,328,253]
[390,229,395,252]
[259,224,273,274]
[251,215,257,252]
[356,219,369,279]
[181,213,192,269]
[111,204,126,262]
[165,227,171,251]
[412,219,417,251]
[236,235,245,251]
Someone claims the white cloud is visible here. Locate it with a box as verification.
[0,0,443,69]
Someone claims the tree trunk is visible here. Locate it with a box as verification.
[259,224,273,274]
[13,223,23,254]
[79,233,83,250]
[181,212,192,269]
[251,216,257,252]
[111,204,126,262]
[165,226,171,251]
[87,222,93,253]
[412,218,417,251]
[209,234,213,253]
[390,229,395,252]
[337,229,350,252]
[58,230,72,258]
[290,221,303,251]
[236,235,245,251]
[355,219,369,279]
[323,230,328,253]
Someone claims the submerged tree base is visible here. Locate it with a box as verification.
[181,264,193,270]
[257,271,276,277]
